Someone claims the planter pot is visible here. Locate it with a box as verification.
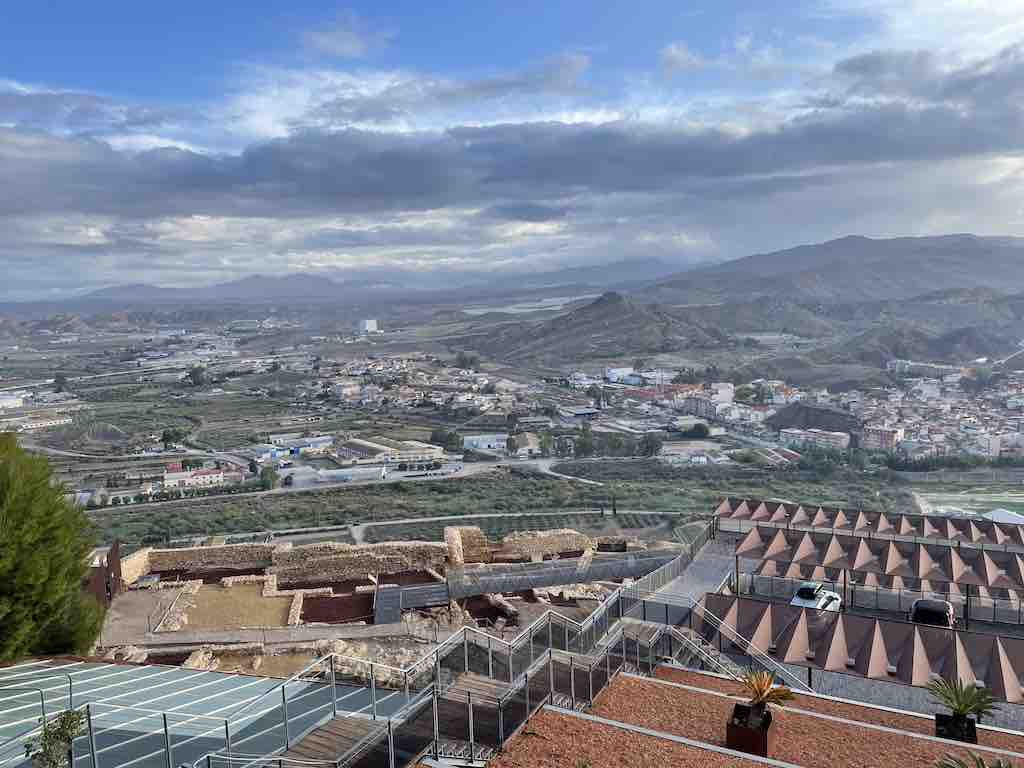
[726,704,775,757]
[935,713,978,744]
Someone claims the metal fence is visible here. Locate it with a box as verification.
[739,572,1024,626]
[4,525,719,768]
[718,516,1024,555]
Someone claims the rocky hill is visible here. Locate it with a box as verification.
[478,292,727,363]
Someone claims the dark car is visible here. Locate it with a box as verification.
[909,598,956,628]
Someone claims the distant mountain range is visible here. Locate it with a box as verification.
[645,234,1024,304]
[80,258,682,306]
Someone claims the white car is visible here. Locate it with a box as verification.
[789,582,843,612]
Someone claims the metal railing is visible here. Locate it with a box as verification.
[622,586,812,692]
[4,522,722,768]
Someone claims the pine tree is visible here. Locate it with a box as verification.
[0,434,104,662]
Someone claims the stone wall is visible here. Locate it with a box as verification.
[149,543,275,573]
[120,548,153,585]
[453,526,490,564]
[496,529,593,561]
[444,526,465,567]
[270,541,448,585]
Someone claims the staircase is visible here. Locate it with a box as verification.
[667,627,746,680]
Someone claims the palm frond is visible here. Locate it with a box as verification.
[741,670,794,708]
[927,679,1000,719]
[936,752,1016,768]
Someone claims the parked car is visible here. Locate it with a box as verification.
[909,598,956,628]
[789,582,843,612]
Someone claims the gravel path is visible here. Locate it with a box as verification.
[592,675,1022,768]
[656,667,1024,755]
[489,708,763,768]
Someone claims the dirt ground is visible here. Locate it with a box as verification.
[490,708,763,768]
[592,675,1015,768]
[215,651,317,677]
[182,584,292,629]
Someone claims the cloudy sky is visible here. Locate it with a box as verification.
[3,0,1024,299]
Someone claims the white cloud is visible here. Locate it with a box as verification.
[829,0,1024,57]
[661,42,706,73]
[304,10,395,59]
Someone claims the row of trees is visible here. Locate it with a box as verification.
[574,423,663,458]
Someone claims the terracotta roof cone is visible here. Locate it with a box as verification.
[863,620,892,678]
[983,551,1014,589]
[968,520,985,543]
[899,517,919,536]
[920,517,941,539]
[824,615,852,672]
[769,504,791,524]
[812,507,831,527]
[992,522,1011,545]
[833,509,851,530]
[714,499,733,518]
[751,502,771,521]
[736,527,767,558]
[791,506,811,525]
[875,512,895,534]
[785,561,805,579]
[950,547,986,587]
[793,532,819,563]
[897,626,934,687]
[732,499,752,519]
[764,529,793,559]
[822,535,850,568]
[854,511,873,532]
[851,538,876,571]
[916,546,941,581]
[779,609,813,664]
[861,572,881,588]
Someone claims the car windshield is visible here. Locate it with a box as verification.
[913,606,951,626]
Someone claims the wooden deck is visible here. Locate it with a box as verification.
[442,672,511,702]
[282,716,386,763]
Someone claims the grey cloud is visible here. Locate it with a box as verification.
[481,203,570,222]
[0,86,185,136]
[4,42,1024,295]
[311,53,589,126]
[832,43,1024,107]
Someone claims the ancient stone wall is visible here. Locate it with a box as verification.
[454,526,490,563]
[497,529,593,560]
[149,543,275,573]
[120,548,153,585]
[444,526,465,567]
[270,541,448,585]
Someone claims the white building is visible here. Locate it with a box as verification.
[780,428,851,451]
[359,319,381,334]
[462,434,509,452]
[163,467,226,489]
[0,395,24,410]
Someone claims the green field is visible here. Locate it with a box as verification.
[88,461,914,548]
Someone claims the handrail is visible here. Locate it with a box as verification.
[0,673,74,709]
[626,586,811,692]
[665,627,745,682]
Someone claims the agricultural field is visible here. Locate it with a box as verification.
[359,510,678,544]
[915,486,1024,517]
[88,462,914,549]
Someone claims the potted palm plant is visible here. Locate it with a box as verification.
[928,679,999,744]
[936,753,1016,767]
[726,670,794,757]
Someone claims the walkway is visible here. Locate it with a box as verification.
[659,534,737,599]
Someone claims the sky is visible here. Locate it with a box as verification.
[2,0,1024,299]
